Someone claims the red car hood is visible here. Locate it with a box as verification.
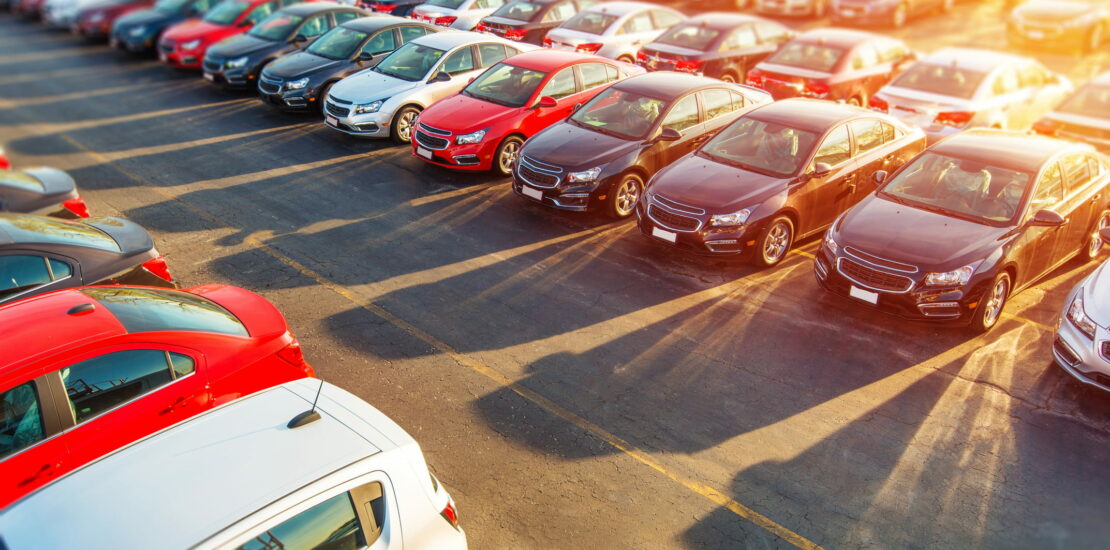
[163,18,234,43]
[420,94,520,135]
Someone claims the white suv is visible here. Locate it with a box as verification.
[0,379,467,550]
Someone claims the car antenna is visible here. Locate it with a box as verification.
[288,379,325,429]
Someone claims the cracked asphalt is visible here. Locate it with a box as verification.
[1,2,1109,548]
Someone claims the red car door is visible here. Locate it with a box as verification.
[0,371,72,507]
[522,65,585,132]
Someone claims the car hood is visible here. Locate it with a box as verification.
[208,34,279,58]
[648,154,784,213]
[483,15,529,26]
[418,93,518,134]
[1082,260,1110,327]
[163,18,228,41]
[1014,0,1096,22]
[838,195,1007,268]
[327,68,419,102]
[85,217,155,256]
[641,42,704,59]
[523,122,640,170]
[265,51,345,79]
[23,167,77,196]
[114,8,177,28]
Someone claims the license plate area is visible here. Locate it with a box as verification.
[325,115,338,127]
[521,185,543,200]
[849,285,879,304]
[203,72,215,82]
[651,226,677,243]
[417,146,433,159]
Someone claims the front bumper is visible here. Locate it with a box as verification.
[202,58,255,87]
[321,98,391,136]
[158,43,204,69]
[1053,287,1110,392]
[635,202,752,256]
[111,28,159,52]
[411,129,497,171]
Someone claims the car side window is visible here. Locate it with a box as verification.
[540,67,578,99]
[991,67,1020,96]
[0,381,46,461]
[440,47,475,75]
[700,89,735,120]
[245,2,276,24]
[849,118,886,154]
[851,44,879,70]
[578,62,609,89]
[191,0,215,13]
[398,26,428,44]
[362,31,397,55]
[661,94,699,133]
[812,125,851,167]
[0,255,68,301]
[1060,154,1091,192]
[619,11,654,35]
[543,1,575,22]
[1089,156,1104,179]
[60,350,190,424]
[1032,163,1064,209]
[333,11,361,25]
[236,492,368,550]
[720,25,756,52]
[474,0,504,9]
[754,21,788,43]
[1017,63,1048,89]
[650,9,682,29]
[728,90,747,108]
[298,14,329,38]
[875,39,908,64]
[477,43,509,67]
[349,481,388,543]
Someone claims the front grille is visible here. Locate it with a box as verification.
[325,101,350,117]
[653,194,705,215]
[414,130,448,150]
[418,123,450,137]
[203,59,221,73]
[844,247,918,273]
[649,204,699,232]
[518,162,558,187]
[837,258,913,292]
[159,42,173,54]
[259,75,281,95]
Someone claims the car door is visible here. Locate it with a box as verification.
[353,28,400,70]
[652,92,703,170]
[1017,161,1067,282]
[525,65,582,130]
[846,118,891,206]
[294,11,331,45]
[697,87,745,141]
[50,346,211,470]
[0,372,71,504]
[716,24,762,80]
[0,252,79,305]
[802,124,859,234]
[616,9,655,54]
[1056,152,1100,257]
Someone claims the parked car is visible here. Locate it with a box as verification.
[868,48,1073,143]
[831,0,954,28]
[410,0,506,30]
[158,0,293,69]
[110,0,217,54]
[745,28,915,106]
[638,99,925,265]
[1007,0,1108,54]
[203,3,369,88]
[636,12,793,83]
[73,0,153,40]
[0,286,316,509]
[1034,71,1110,153]
[1054,227,1110,392]
[12,0,49,19]
[0,379,464,550]
[476,0,595,45]
[542,1,684,63]
[323,31,533,142]
[413,50,642,175]
[0,167,89,218]
[42,0,102,29]
[754,0,829,18]
[816,130,1110,332]
[260,16,440,111]
[0,214,176,305]
[512,72,773,218]
[362,0,425,16]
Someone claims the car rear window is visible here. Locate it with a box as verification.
[764,41,845,73]
[890,63,988,99]
[491,0,541,21]
[81,287,250,337]
[0,214,121,252]
[653,23,719,51]
[561,11,616,34]
[0,171,44,192]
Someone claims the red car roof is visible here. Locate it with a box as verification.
[502,50,614,72]
[0,289,126,370]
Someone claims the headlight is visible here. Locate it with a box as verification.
[1067,293,1098,340]
[709,207,755,228]
[923,264,976,287]
[182,39,201,50]
[353,99,386,114]
[129,25,146,37]
[566,166,602,183]
[823,232,839,256]
[286,77,310,90]
[225,56,249,69]
[455,127,488,144]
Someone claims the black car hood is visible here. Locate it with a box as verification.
[523,122,642,171]
[85,217,155,256]
[265,51,345,79]
[649,153,783,213]
[23,167,77,196]
[838,195,1008,268]
[208,34,282,58]
[115,8,178,29]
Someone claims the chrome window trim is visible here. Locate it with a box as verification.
[835,257,914,294]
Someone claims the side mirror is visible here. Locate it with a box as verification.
[872,170,888,186]
[293,34,307,43]
[572,102,582,113]
[238,20,252,28]
[1030,209,1066,227]
[358,51,375,61]
[1100,227,1110,245]
[810,162,832,179]
[535,95,557,108]
[657,128,681,142]
[468,76,476,84]
[430,71,451,83]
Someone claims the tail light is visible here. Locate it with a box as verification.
[935,111,973,127]
[276,338,311,369]
[503,28,526,41]
[141,255,174,283]
[440,499,460,530]
[0,150,8,170]
[62,197,89,218]
[868,94,888,112]
[434,15,456,26]
[575,42,603,54]
[542,36,552,47]
[476,22,489,33]
[1033,119,1057,136]
[635,51,647,63]
[802,81,829,98]
[745,68,764,87]
[674,59,705,74]
[369,3,394,12]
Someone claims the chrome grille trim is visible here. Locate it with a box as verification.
[652,194,705,215]
[519,155,562,173]
[414,130,449,150]
[647,204,702,233]
[517,157,561,188]
[836,257,914,293]
[418,123,451,137]
[843,246,918,273]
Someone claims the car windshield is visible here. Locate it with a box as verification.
[560,11,616,34]
[462,62,546,107]
[570,88,667,140]
[1056,82,1110,117]
[0,171,44,192]
[764,42,845,73]
[699,117,820,178]
[203,0,249,25]
[155,0,192,13]
[248,13,303,40]
[890,63,988,99]
[491,0,541,22]
[0,215,121,252]
[427,0,467,7]
[373,42,446,81]
[879,152,1032,225]
[307,27,369,60]
[653,24,719,51]
[81,287,249,336]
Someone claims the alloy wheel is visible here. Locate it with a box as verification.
[396,111,417,143]
[762,220,791,264]
[981,276,1009,329]
[1088,212,1110,258]
[614,177,641,217]
[498,141,519,174]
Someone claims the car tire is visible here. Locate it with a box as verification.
[720,70,739,83]
[891,4,907,27]
[753,215,794,268]
[971,272,1010,333]
[606,172,644,218]
[390,105,421,144]
[847,94,864,107]
[492,135,523,177]
[1080,209,1110,262]
[617,54,635,64]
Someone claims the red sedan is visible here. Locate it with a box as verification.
[74,0,155,41]
[413,50,643,176]
[0,285,315,508]
[158,0,291,69]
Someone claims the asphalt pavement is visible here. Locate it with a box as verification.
[1,3,1109,548]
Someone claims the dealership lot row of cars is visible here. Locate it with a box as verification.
[2,0,1110,548]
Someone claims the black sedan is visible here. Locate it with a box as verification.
[817,130,1110,332]
[258,16,438,111]
[0,214,178,305]
[512,72,773,218]
[477,0,593,45]
[0,167,90,219]
[110,0,216,54]
[638,99,925,266]
[636,12,793,84]
[203,3,369,89]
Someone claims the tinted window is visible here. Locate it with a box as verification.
[0,215,121,252]
[0,255,52,299]
[544,1,575,22]
[1057,82,1110,116]
[1090,156,1105,178]
[813,125,851,166]
[428,0,465,6]
[653,23,719,51]
[1033,163,1064,208]
[374,43,445,81]
[729,90,747,108]
[851,44,879,70]
[333,10,360,24]
[701,117,820,177]
[464,62,546,106]
[350,482,387,541]
[991,67,1020,96]
[564,11,616,34]
[875,39,908,64]
[477,43,509,67]
[362,30,397,55]
[49,258,72,280]
[203,0,250,24]
[298,14,329,37]
[881,152,1033,225]
[721,26,756,51]
[170,353,196,378]
[62,350,174,423]
[662,95,699,132]
[1060,154,1091,192]
[650,9,682,29]
[578,62,609,89]
[619,11,653,34]
[754,21,788,43]
[605,64,618,80]
[245,1,276,24]
[80,287,249,337]
[398,26,428,43]
[701,89,735,120]
[571,88,667,140]
[765,42,844,72]
[441,47,475,75]
[850,118,886,154]
[307,27,370,59]
[540,67,577,99]
[473,0,503,8]
[891,63,987,99]
[1018,63,1047,88]
[0,381,45,461]
[249,13,303,39]
[237,493,364,550]
[492,0,541,22]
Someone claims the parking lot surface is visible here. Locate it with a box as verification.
[2,3,1109,548]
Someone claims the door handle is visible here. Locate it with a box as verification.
[19,463,57,487]
[160,396,187,415]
